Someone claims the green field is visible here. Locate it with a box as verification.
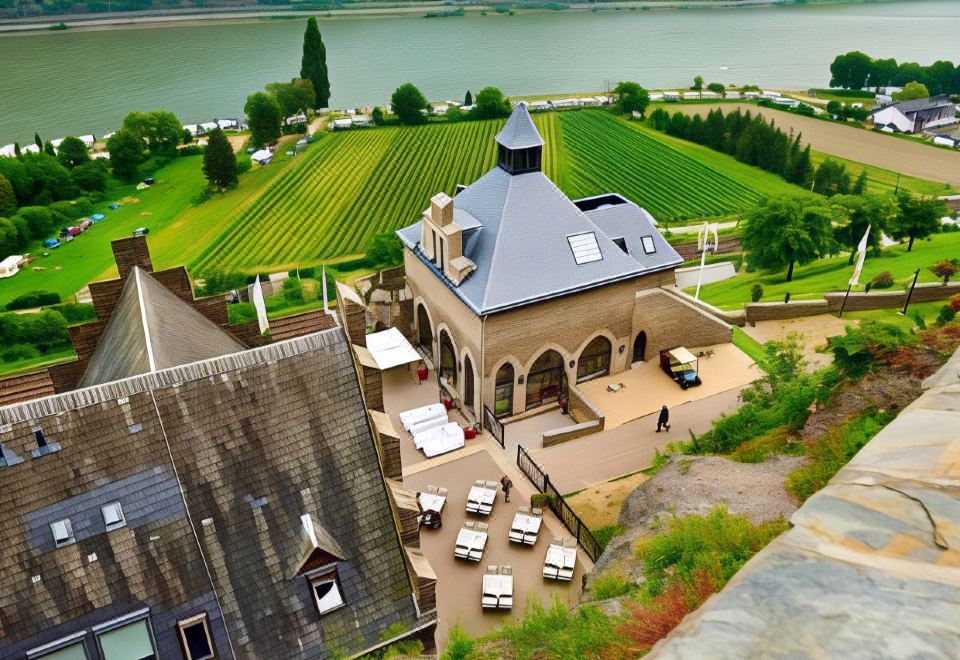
[689,232,960,309]
[810,151,957,197]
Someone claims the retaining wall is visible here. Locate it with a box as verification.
[541,384,605,448]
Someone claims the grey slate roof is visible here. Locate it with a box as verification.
[78,267,244,388]
[870,94,954,116]
[0,329,426,659]
[397,108,682,315]
[495,102,544,150]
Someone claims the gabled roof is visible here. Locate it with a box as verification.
[495,102,544,150]
[78,267,243,387]
[870,94,954,116]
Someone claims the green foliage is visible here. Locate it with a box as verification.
[706,82,726,94]
[371,106,385,125]
[893,81,930,101]
[301,17,330,108]
[591,572,633,600]
[5,290,62,310]
[592,524,624,552]
[742,196,835,281]
[245,92,283,147]
[750,283,763,302]
[830,194,898,260]
[202,128,239,191]
[56,136,90,169]
[1,343,40,362]
[936,304,957,327]
[691,75,704,91]
[786,410,896,500]
[266,78,317,116]
[391,83,429,125]
[367,232,403,266]
[440,625,475,660]
[852,170,868,195]
[612,81,650,117]
[49,302,96,324]
[812,159,850,197]
[0,309,71,354]
[530,492,556,509]
[891,192,946,251]
[0,174,16,217]
[828,321,913,378]
[198,269,248,296]
[635,508,787,596]
[281,277,306,305]
[928,259,958,283]
[464,90,473,106]
[71,160,108,193]
[470,86,511,120]
[123,110,184,157]
[829,51,959,95]
[870,270,894,289]
[106,128,148,181]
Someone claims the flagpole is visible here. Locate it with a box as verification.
[838,283,853,318]
[902,268,921,315]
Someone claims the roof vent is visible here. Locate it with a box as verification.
[567,233,603,265]
[30,427,61,459]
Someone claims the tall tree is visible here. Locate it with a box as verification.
[300,17,330,109]
[812,159,851,197]
[612,81,650,117]
[34,133,42,151]
[202,128,238,192]
[266,78,316,117]
[692,75,704,91]
[742,196,835,282]
[0,174,16,217]
[831,194,898,263]
[472,86,511,119]
[852,170,868,195]
[121,110,183,156]
[829,51,873,89]
[464,90,473,106]
[390,83,429,125]
[890,193,945,251]
[244,92,283,147]
[56,136,90,169]
[106,128,147,181]
[893,81,930,101]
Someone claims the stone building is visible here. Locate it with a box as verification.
[397,103,731,420]
[0,240,436,659]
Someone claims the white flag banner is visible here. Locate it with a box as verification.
[252,275,269,335]
[322,265,329,313]
[849,224,871,287]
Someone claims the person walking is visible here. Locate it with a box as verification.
[656,405,671,432]
[500,475,513,503]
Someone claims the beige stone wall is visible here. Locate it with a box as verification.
[632,289,733,360]
[745,299,831,323]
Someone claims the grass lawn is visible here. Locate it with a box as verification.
[732,326,767,369]
[810,150,957,197]
[690,232,960,309]
[0,347,76,376]
[844,301,949,332]
[805,89,876,108]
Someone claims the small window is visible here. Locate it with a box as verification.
[102,502,126,531]
[612,237,628,253]
[310,571,345,615]
[51,519,74,547]
[640,235,657,254]
[97,619,156,660]
[26,633,89,660]
[567,232,602,265]
[34,428,48,448]
[177,613,215,660]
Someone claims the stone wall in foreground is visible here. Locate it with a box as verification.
[649,346,960,658]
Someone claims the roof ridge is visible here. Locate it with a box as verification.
[133,267,158,371]
[480,172,515,310]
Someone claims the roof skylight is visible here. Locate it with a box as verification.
[567,232,603,265]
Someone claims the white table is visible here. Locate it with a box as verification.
[465,485,497,516]
[454,529,488,561]
[418,492,446,512]
[508,513,543,545]
[481,574,514,609]
[543,545,577,581]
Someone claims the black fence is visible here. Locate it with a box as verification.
[516,445,602,562]
[483,405,505,449]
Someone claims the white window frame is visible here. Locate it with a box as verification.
[51,518,74,548]
[26,631,88,659]
[92,609,157,660]
[309,570,345,616]
[101,502,126,531]
[177,613,216,660]
[567,232,603,265]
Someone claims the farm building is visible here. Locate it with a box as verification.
[397,103,731,420]
[0,255,22,278]
[251,149,273,165]
[286,112,308,127]
[726,90,741,99]
[217,118,241,130]
[0,237,437,659]
[869,95,957,134]
[351,115,374,127]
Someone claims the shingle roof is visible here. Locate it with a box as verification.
[870,94,954,116]
[78,267,244,387]
[495,102,544,150]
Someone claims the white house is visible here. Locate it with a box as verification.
[0,255,22,278]
[594,95,611,105]
[285,112,308,127]
[551,98,578,108]
[217,118,240,131]
[78,135,96,147]
[684,91,701,100]
[432,104,450,115]
[648,92,665,101]
[699,91,719,99]
[870,95,957,134]
[350,115,373,127]
[199,122,218,134]
[725,91,741,99]
[663,91,681,101]
[330,117,353,130]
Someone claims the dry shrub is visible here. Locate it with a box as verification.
[617,569,715,651]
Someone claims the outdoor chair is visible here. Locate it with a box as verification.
[437,487,448,497]
[477,522,489,532]
[500,565,512,576]
[464,520,475,530]
[531,507,543,517]
[427,485,439,495]
[486,565,498,575]
[518,505,530,515]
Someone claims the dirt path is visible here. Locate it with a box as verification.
[667,103,960,188]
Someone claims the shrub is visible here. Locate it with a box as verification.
[440,625,474,660]
[197,269,248,296]
[49,302,96,325]
[0,309,70,353]
[591,572,633,600]
[5,290,61,310]
[936,305,957,327]
[750,283,763,302]
[281,277,305,305]
[929,259,958,284]
[1,343,40,362]
[870,270,894,289]
[950,294,960,312]
[618,569,715,651]
[592,524,624,551]
[530,493,555,509]
[829,321,914,378]
[178,145,205,157]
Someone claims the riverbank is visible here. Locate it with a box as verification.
[0,0,883,35]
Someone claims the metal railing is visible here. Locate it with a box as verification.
[483,405,505,449]
[516,445,602,562]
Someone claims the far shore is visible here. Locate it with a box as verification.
[0,0,880,35]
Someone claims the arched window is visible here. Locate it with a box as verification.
[494,363,514,417]
[525,350,566,410]
[439,330,457,387]
[577,336,612,383]
[633,331,647,363]
[463,355,475,413]
[417,305,433,358]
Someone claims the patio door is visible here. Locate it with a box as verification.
[633,331,647,363]
[464,355,475,413]
[494,363,514,417]
[525,350,566,410]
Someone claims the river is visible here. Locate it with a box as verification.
[1,0,958,144]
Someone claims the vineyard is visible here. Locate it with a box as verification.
[190,110,800,275]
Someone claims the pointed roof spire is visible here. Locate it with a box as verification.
[495,102,544,150]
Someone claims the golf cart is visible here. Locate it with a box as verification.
[659,347,702,390]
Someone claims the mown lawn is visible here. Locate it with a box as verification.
[690,232,960,309]
[810,150,957,197]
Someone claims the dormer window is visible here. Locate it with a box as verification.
[102,502,126,531]
[51,518,75,547]
[309,569,345,616]
[641,235,657,255]
[612,237,628,254]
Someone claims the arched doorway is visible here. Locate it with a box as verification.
[577,336,612,383]
[494,363,514,417]
[633,331,647,363]
[438,330,457,387]
[417,304,433,359]
[525,350,566,410]
[463,355,475,414]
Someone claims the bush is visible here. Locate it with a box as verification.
[197,269,248,296]
[178,145,205,157]
[950,294,960,312]
[592,524,624,551]
[0,309,70,353]
[829,321,914,378]
[929,259,958,284]
[530,493,555,509]
[618,569,715,652]
[750,283,763,302]
[936,305,957,327]
[1,343,40,362]
[5,290,61,310]
[591,572,633,600]
[440,625,474,660]
[281,277,305,305]
[870,270,894,289]
[49,302,96,324]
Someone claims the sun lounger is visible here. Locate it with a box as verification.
[482,566,514,609]
[409,414,449,437]
[399,403,447,431]
[418,492,446,513]
[465,483,498,515]
[454,525,488,561]
[543,540,577,581]
[417,422,464,457]
[509,511,543,545]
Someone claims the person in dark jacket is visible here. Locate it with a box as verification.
[500,475,513,503]
[656,405,671,432]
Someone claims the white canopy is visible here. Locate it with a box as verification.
[668,347,698,365]
[365,327,421,370]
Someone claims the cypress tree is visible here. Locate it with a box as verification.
[300,17,330,109]
[202,128,238,192]
[852,170,868,195]
[0,174,17,217]
[14,143,21,158]
[464,90,473,106]
[34,133,42,150]
[44,141,56,157]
